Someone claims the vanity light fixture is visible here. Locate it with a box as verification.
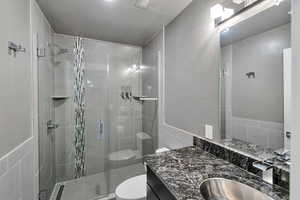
[210,4,234,21]
[222,8,234,20]
[274,0,285,6]
[232,0,245,4]
[210,4,224,19]
[244,0,260,7]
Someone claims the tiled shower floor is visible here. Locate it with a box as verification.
[50,163,145,200]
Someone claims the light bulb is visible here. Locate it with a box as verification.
[222,8,234,20]
[274,0,285,6]
[211,4,224,19]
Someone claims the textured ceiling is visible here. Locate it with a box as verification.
[36,0,192,46]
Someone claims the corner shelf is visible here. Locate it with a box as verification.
[52,96,70,101]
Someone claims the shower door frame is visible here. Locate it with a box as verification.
[32,32,40,200]
[32,30,56,200]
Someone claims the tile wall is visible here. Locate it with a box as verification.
[53,34,143,181]
[0,138,35,200]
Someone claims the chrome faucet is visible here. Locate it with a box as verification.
[253,161,273,185]
[274,149,290,164]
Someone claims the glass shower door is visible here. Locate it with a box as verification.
[83,38,111,199]
[51,34,144,200]
[36,32,56,200]
[83,39,145,198]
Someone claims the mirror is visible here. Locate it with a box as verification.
[220,0,291,159]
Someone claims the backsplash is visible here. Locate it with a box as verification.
[193,137,289,190]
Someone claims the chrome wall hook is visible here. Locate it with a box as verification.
[8,41,26,57]
[246,72,256,79]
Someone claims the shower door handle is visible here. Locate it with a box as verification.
[97,120,104,140]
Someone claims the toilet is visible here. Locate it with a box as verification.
[115,147,170,200]
[115,174,147,200]
[155,147,170,153]
[108,132,153,168]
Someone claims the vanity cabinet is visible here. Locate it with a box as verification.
[147,185,159,200]
[146,166,177,200]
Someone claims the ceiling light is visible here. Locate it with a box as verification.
[132,64,138,71]
[126,64,141,74]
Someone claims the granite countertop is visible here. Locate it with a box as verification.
[144,146,289,200]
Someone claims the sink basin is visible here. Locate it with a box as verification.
[200,178,274,200]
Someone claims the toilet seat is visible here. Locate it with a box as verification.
[109,149,136,162]
[115,175,146,200]
[155,147,170,153]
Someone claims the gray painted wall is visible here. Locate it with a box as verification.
[0,0,32,158]
[165,0,221,139]
[143,28,194,150]
[231,23,291,123]
[291,0,300,198]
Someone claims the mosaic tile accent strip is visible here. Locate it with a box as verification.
[73,37,86,178]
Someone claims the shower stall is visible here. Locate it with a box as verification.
[38,33,158,200]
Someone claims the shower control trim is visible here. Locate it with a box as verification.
[47,120,59,130]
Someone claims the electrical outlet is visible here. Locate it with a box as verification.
[205,125,214,140]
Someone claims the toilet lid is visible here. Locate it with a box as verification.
[115,175,146,200]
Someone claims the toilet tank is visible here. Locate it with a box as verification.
[136,132,153,156]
